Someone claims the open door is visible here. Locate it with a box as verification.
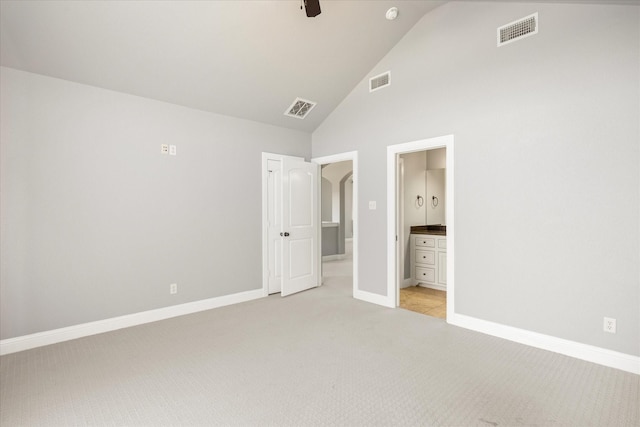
[280,157,319,296]
[263,153,320,297]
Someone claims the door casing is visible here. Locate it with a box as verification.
[386,135,454,320]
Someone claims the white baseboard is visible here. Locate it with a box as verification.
[448,313,640,375]
[322,254,346,261]
[400,278,414,289]
[418,283,447,292]
[0,289,264,356]
[354,289,395,308]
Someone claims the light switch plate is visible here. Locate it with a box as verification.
[161,144,169,154]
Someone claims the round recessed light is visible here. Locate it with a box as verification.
[386,7,398,21]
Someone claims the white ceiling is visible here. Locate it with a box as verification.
[0,0,445,133]
[2,1,636,133]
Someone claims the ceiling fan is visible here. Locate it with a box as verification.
[302,0,321,17]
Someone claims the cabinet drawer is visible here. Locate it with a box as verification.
[415,267,435,283]
[438,238,447,250]
[415,249,435,266]
[415,237,436,248]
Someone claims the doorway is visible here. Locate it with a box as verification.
[312,152,358,297]
[386,135,454,321]
[398,148,447,318]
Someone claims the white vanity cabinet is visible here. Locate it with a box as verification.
[410,234,447,290]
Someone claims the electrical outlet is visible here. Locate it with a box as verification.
[603,317,616,334]
[169,145,177,156]
[170,283,178,295]
[161,144,169,154]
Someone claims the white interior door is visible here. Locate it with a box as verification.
[281,157,319,296]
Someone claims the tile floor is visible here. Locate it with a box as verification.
[399,286,447,319]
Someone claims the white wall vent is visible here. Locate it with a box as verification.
[497,13,538,47]
[369,71,391,93]
[284,98,316,119]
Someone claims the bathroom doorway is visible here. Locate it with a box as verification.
[386,135,454,321]
[398,148,447,318]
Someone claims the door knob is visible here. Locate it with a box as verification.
[280,232,290,237]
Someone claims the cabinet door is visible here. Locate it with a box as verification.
[438,252,447,285]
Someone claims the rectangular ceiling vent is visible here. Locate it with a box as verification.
[369,71,391,93]
[284,98,316,119]
[497,13,538,47]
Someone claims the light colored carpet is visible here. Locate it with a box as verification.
[1,271,638,426]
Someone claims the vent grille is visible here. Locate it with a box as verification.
[284,98,316,119]
[497,13,538,47]
[369,71,391,92]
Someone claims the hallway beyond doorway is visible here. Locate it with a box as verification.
[323,238,353,281]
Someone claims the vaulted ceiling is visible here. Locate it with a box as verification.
[0,0,445,132]
[1,1,636,133]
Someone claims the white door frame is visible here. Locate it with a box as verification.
[311,151,358,297]
[386,135,454,320]
[396,156,404,307]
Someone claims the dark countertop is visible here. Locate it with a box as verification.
[410,225,446,236]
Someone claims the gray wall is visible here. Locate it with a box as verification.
[312,2,639,356]
[0,67,310,339]
[321,177,333,221]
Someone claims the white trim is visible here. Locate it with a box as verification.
[400,278,414,289]
[311,151,358,300]
[354,290,395,308]
[0,289,264,356]
[449,313,640,375]
[261,153,271,296]
[322,254,346,262]
[386,135,455,317]
[396,157,404,306]
[418,283,447,292]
